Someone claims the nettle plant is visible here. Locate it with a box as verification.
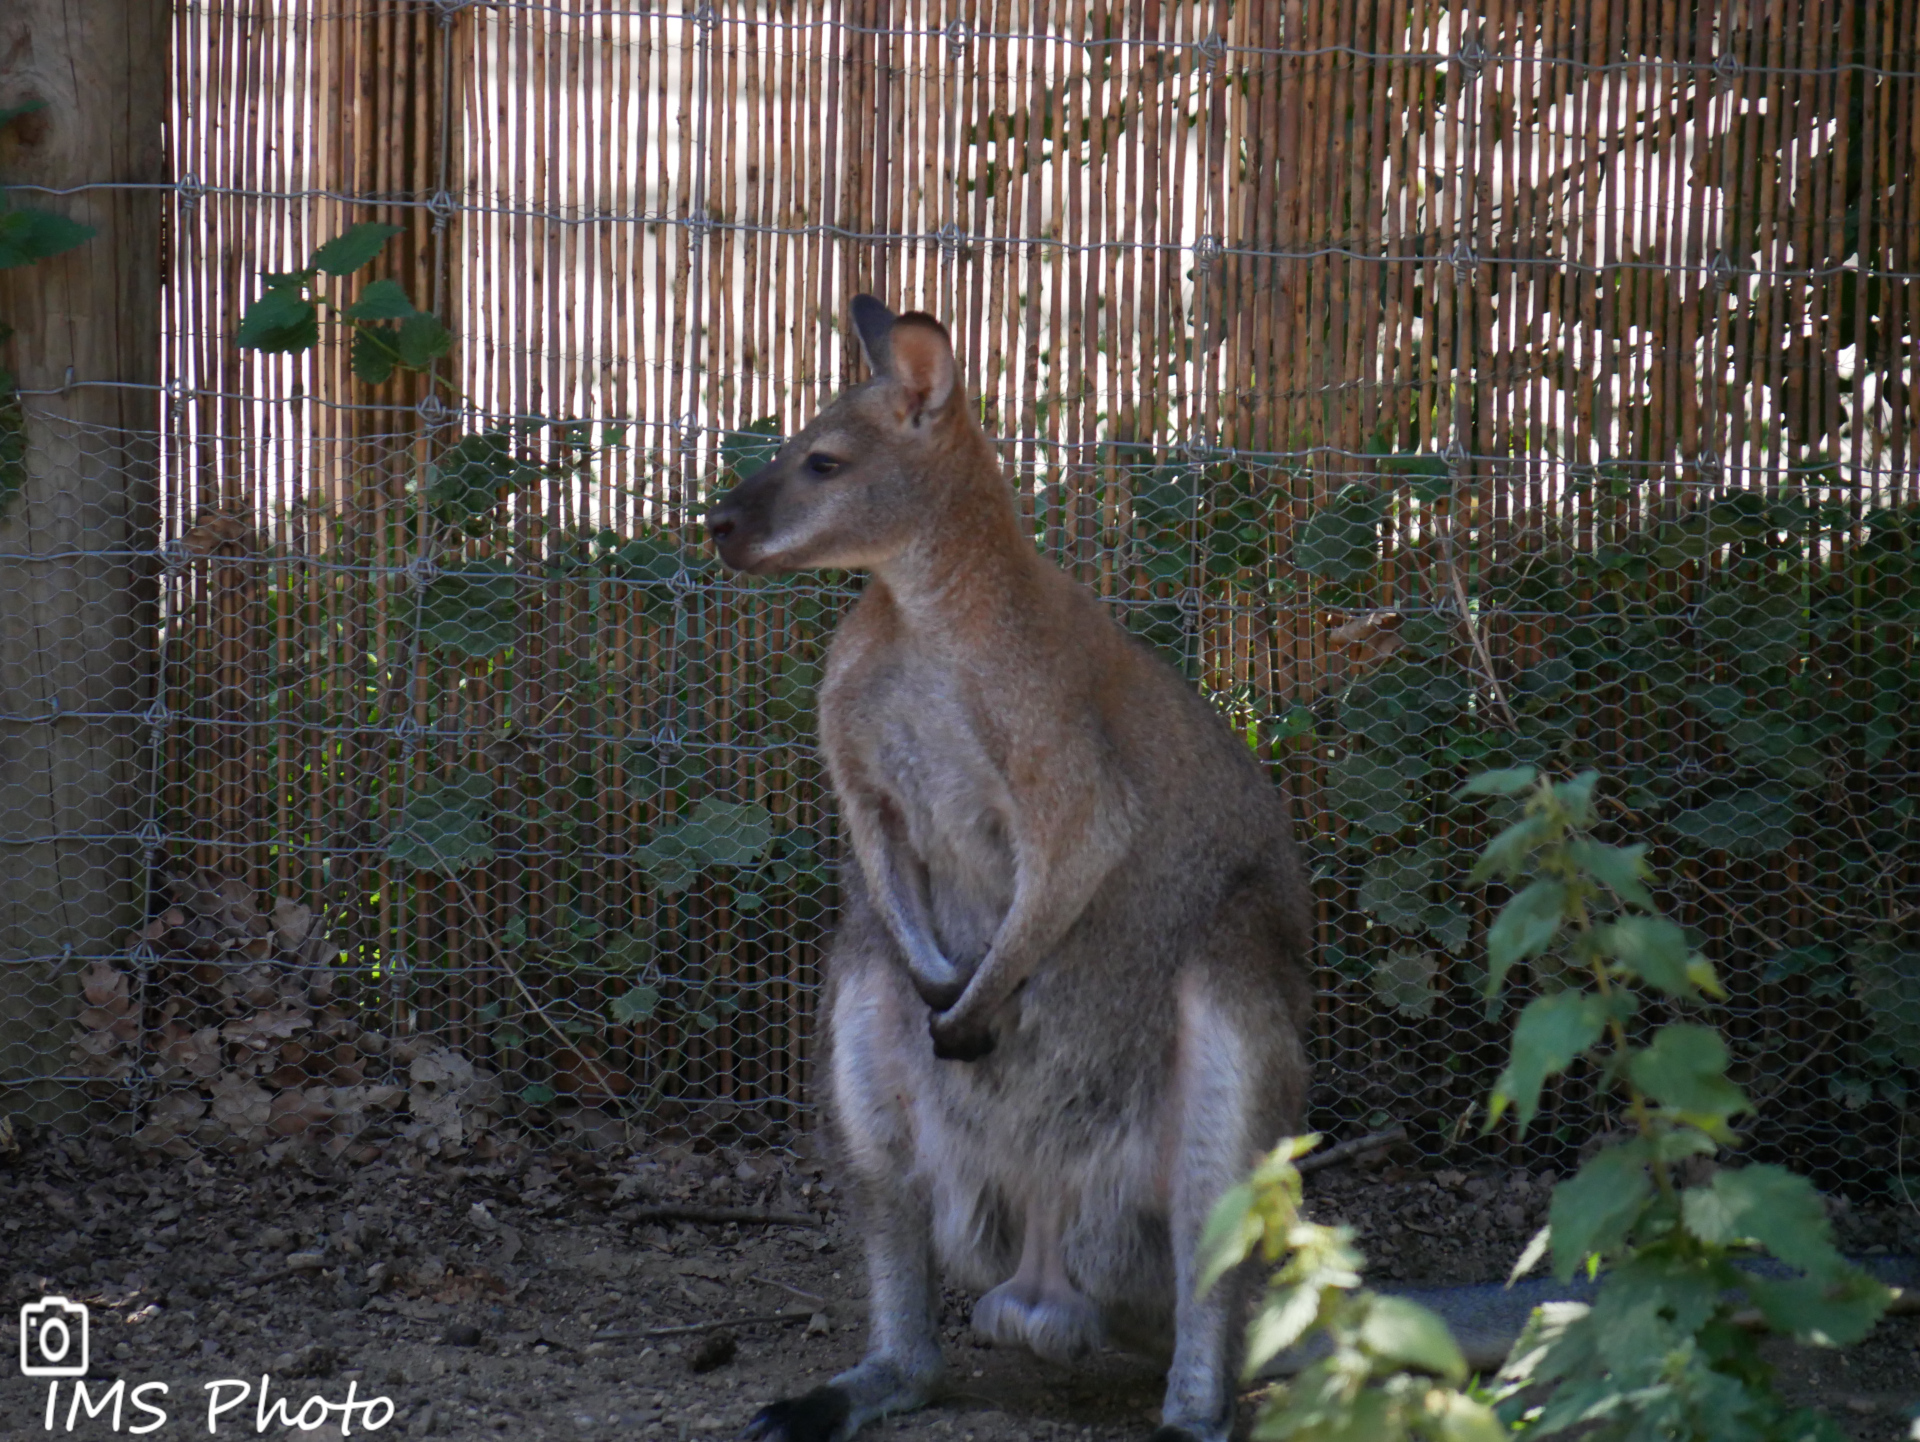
[1208,767,1898,1442]
[1285,461,1919,1129]
[232,225,831,1106]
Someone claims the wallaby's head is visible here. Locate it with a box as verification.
[706,295,982,575]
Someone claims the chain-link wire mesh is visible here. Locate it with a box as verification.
[1,0,1916,1195]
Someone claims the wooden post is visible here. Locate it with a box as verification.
[0,1,167,1130]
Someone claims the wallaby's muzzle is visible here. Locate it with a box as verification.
[705,468,778,573]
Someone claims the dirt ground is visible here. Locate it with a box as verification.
[2,1127,1916,1442]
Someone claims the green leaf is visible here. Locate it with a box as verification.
[235,286,319,352]
[721,415,783,475]
[519,1083,557,1107]
[631,828,699,896]
[396,310,452,368]
[1326,754,1410,838]
[608,985,661,1025]
[1343,660,1469,748]
[768,654,821,729]
[1373,943,1437,1018]
[1490,990,1611,1132]
[1594,914,1695,998]
[428,430,538,528]
[421,561,519,657]
[1485,879,1567,994]
[1629,1024,1750,1125]
[1681,1164,1845,1281]
[1242,1283,1323,1378]
[1666,787,1795,856]
[1470,812,1553,883]
[1292,485,1386,583]
[600,929,654,972]
[1699,580,1802,668]
[1691,681,1748,728]
[1359,841,1440,931]
[1196,1180,1261,1297]
[1566,838,1654,911]
[1423,903,1471,952]
[1549,1143,1653,1279]
[343,277,417,320]
[0,206,96,269]
[384,777,494,874]
[310,221,403,276]
[350,324,399,384]
[1854,946,1920,1070]
[1358,1295,1468,1381]
[1456,765,1539,798]
[679,799,775,867]
[1742,1272,1891,1347]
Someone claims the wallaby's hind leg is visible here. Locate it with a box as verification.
[743,960,945,1442]
[1152,968,1303,1442]
[971,1192,1104,1363]
[741,1169,944,1442]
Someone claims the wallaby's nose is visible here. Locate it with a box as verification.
[707,510,736,543]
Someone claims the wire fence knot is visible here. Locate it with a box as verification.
[1450,238,1477,287]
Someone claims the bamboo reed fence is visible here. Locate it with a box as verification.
[2,0,1916,1190]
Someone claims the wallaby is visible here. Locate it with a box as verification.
[706,296,1314,1442]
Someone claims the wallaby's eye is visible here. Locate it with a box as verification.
[805,453,843,477]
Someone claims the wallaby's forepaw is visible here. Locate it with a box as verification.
[738,1386,851,1442]
[909,974,966,1011]
[928,1008,995,1061]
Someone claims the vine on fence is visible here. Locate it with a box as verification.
[225,226,828,1116]
[1207,767,1898,1442]
[1,99,101,518]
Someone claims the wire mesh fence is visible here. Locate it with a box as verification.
[1,0,1916,1196]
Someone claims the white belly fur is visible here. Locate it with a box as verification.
[828,961,1179,1322]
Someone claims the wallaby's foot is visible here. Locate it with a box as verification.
[739,1387,850,1442]
[741,1351,942,1442]
[971,1277,1103,1364]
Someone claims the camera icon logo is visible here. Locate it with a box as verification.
[19,1296,89,1378]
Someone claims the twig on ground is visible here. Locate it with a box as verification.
[594,1311,811,1341]
[1297,1125,1408,1175]
[616,1204,824,1228]
[750,1275,827,1305]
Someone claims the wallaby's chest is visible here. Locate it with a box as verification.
[831,651,1017,959]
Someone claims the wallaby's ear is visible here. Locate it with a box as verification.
[888,313,956,424]
[850,294,896,378]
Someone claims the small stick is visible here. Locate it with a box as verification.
[1297,1125,1408,1175]
[594,1311,812,1342]
[751,1275,827,1306]
[616,1205,824,1229]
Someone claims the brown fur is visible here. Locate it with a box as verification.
[711,297,1313,1442]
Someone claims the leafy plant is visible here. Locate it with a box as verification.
[236,221,451,382]
[1276,467,1919,1142]
[223,224,824,1117]
[1200,1137,1503,1442]
[1,100,101,519]
[1209,767,1898,1442]
[1467,766,1892,1441]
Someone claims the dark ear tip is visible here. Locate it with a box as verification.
[850,293,894,325]
[893,310,952,340]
